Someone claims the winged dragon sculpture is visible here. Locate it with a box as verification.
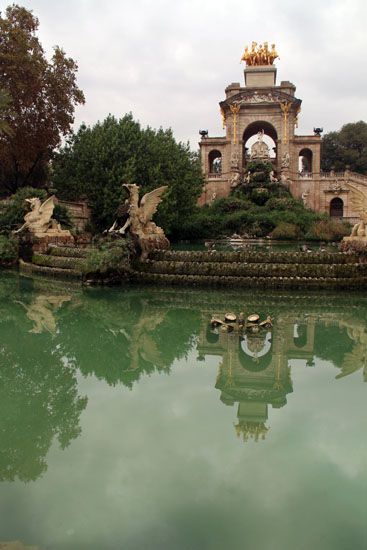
[109,184,169,259]
[14,195,71,237]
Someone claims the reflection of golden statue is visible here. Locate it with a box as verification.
[14,196,71,238]
[112,183,170,260]
[234,421,269,442]
[241,42,278,66]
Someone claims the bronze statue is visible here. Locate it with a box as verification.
[109,183,170,260]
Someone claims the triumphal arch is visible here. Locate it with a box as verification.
[199,42,367,223]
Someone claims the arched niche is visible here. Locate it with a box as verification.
[330,197,343,218]
[299,148,313,175]
[242,121,278,168]
[208,150,222,174]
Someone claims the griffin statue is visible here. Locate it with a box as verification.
[14,195,71,238]
[109,183,170,259]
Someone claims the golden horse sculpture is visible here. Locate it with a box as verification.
[109,183,170,260]
[241,41,278,66]
[343,183,367,241]
[14,195,71,238]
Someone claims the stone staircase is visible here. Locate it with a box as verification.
[19,245,88,280]
[133,249,367,289]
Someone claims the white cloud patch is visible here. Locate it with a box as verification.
[11,0,367,145]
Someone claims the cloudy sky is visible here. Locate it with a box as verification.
[6,0,367,148]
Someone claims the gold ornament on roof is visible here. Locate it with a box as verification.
[241,42,279,66]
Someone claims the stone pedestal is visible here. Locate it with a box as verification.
[32,233,75,253]
[244,65,276,87]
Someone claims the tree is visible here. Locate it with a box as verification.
[0,4,85,196]
[0,89,12,136]
[321,121,367,174]
[52,114,203,237]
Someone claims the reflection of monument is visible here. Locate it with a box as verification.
[198,307,366,441]
[201,321,293,442]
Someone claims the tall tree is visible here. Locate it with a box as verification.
[53,114,203,237]
[321,121,367,174]
[0,4,85,195]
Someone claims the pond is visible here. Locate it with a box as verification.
[173,239,338,253]
[0,272,366,550]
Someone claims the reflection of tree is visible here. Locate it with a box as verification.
[55,292,200,389]
[0,296,87,482]
[313,324,354,370]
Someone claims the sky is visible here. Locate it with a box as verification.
[3,0,367,149]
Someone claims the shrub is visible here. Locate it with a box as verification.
[306,219,350,241]
[82,237,133,276]
[0,234,18,263]
[270,222,301,240]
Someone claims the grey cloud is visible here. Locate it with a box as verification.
[13,0,367,146]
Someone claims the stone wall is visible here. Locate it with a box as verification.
[56,199,91,232]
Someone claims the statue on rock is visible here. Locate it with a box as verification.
[14,195,71,238]
[343,183,367,241]
[109,183,170,260]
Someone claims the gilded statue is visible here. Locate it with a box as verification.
[14,195,71,238]
[343,183,367,239]
[241,42,278,66]
[109,183,170,259]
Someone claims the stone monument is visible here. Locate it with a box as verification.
[109,183,170,260]
[343,183,367,243]
[14,195,74,252]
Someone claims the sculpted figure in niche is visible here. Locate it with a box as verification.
[250,130,270,160]
[230,171,241,188]
[281,151,290,169]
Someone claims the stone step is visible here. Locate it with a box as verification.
[47,245,89,258]
[19,259,82,280]
[149,250,358,265]
[137,260,366,279]
[133,271,367,290]
[32,253,85,270]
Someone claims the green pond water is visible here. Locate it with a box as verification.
[0,272,366,550]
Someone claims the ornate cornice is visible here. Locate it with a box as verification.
[220,89,301,110]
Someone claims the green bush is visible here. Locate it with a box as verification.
[0,234,18,263]
[82,237,133,275]
[270,222,301,240]
[306,219,350,241]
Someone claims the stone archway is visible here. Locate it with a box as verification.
[299,148,313,175]
[242,121,278,169]
[330,197,343,218]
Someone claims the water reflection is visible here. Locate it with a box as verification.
[199,306,366,441]
[0,272,366,482]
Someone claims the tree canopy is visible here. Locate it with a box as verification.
[52,114,203,237]
[0,4,85,195]
[321,121,367,174]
